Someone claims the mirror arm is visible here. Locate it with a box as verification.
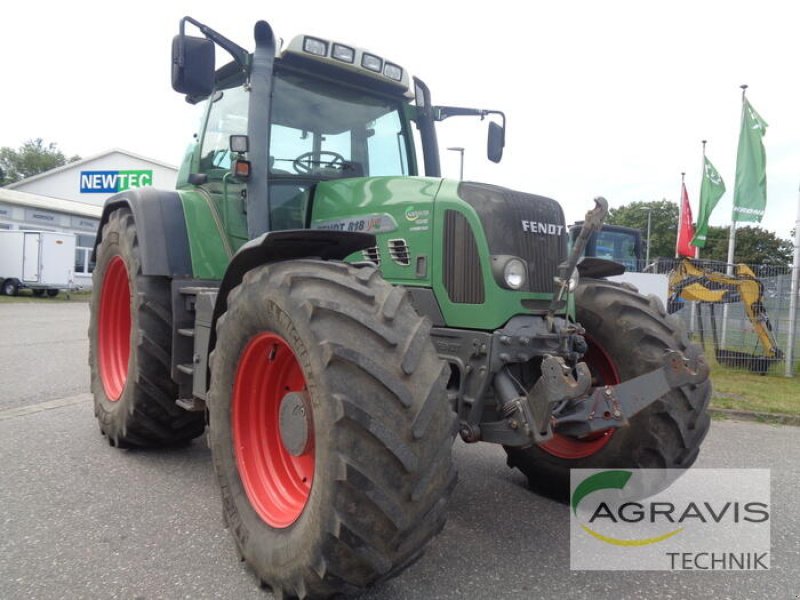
[180,16,249,71]
[434,106,506,128]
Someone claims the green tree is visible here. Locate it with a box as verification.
[606,199,678,259]
[0,138,80,186]
[700,225,793,267]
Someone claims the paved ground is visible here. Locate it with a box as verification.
[0,303,89,412]
[1,303,798,600]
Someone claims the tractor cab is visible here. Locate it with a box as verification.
[172,18,505,245]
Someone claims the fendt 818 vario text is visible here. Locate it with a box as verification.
[89,17,711,598]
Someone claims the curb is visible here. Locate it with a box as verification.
[708,407,800,427]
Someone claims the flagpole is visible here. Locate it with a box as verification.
[786,183,800,377]
[722,85,748,347]
[689,145,705,337]
[696,141,706,262]
[727,85,748,275]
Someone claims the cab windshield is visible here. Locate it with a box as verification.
[197,69,416,231]
[269,70,414,178]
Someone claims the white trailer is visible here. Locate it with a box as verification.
[0,230,76,297]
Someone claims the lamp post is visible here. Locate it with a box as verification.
[645,208,652,269]
[447,147,465,180]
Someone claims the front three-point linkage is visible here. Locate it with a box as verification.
[553,350,709,436]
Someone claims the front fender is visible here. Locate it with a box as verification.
[193,230,374,398]
[212,229,375,325]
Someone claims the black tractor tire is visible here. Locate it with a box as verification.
[2,278,19,296]
[505,278,711,501]
[209,260,456,599]
[88,207,205,448]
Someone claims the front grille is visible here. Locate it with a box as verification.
[443,210,484,304]
[388,239,410,266]
[457,183,567,294]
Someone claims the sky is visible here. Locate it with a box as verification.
[1,0,798,240]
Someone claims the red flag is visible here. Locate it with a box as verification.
[676,181,696,257]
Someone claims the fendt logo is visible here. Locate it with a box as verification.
[80,170,153,194]
[521,220,564,235]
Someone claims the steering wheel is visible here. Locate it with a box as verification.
[292,151,346,175]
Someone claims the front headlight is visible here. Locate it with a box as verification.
[491,255,528,290]
[504,258,527,290]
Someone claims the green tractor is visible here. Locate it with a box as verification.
[88,16,711,598]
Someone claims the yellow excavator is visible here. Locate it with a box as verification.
[668,258,782,373]
[567,221,783,374]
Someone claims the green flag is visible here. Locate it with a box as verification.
[733,97,768,222]
[691,156,726,247]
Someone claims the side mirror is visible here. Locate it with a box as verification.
[487,121,505,163]
[172,35,215,97]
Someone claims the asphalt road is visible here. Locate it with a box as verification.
[0,303,89,412]
[1,303,798,600]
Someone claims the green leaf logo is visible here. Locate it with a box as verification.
[572,470,633,516]
[572,470,683,546]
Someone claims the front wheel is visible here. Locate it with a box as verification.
[505,278,711,500]
[209,261,456,598]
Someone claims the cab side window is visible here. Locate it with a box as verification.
[200,87,249,176]
[367,110,408,176]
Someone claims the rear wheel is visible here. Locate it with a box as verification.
[46,289,59,298]
[209,260,456,598]
[505,278,711,500]
[88,207,205,447]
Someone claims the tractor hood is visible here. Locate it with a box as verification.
[310,176,569,330]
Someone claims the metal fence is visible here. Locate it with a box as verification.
[651,258,800,377]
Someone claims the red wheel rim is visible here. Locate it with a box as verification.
[539,335,619,459]
[232,332,314,528]
[98,256,131,401]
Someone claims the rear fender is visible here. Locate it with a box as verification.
[93,188,192,278]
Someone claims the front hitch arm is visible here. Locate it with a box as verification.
[494,356,592,444]
[553,350,709,436]
[479,349,708,448]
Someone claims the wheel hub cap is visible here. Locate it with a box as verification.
[279,391,313,457]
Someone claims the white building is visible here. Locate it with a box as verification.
[1,149,178,288]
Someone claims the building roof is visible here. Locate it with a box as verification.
[0,187,102,219]
[5,148,178,190]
